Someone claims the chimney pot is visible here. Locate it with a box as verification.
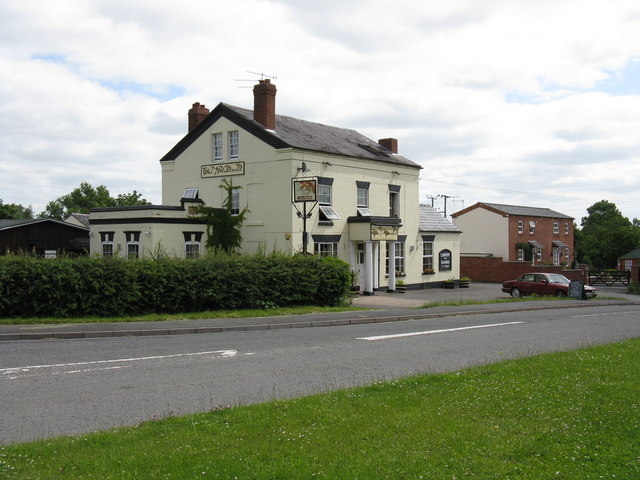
[253,80,277,130]
[379,138,398,154]
[188,102,209,132]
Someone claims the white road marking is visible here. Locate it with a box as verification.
[0,350,238,379]
[571,311,638,318]
[357,321,524,341]
[5,365,130,380]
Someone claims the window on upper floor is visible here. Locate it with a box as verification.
[318,183,331,205]
[565,222,570,235]
[389,185,400,218]
[553,222,559,234]
[356,181,369,207]
[529,221,536,235]
[318,177,339,223]
[517,220,524,234]
[228,131,239,158]
[231,187,240,215]
[213,132,222,160]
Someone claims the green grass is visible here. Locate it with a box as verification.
[417,296,624,309]
[3,339,639,479]
[0,305,366,326]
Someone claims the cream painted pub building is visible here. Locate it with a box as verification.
[90,80,460,292]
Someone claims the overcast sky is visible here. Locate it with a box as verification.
[2,0,640,223]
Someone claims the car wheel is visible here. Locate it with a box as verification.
[511,287,521,299]
[556,290,567,298]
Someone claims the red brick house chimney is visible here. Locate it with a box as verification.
[379,138,398,154]
[188,102,209,132]
[253,79,277,130]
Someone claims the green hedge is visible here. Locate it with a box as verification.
[0,254,351,318]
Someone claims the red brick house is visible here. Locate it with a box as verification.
[451,203,578,282]
[618,248,640,283]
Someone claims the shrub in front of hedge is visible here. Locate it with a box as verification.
[0,253,351,318]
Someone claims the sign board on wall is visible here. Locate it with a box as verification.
[201,162,245,178]
[439,249,452,271]
[292,178,317,203]
[371,225,399,241]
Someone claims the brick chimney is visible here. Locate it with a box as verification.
[253,79,277,130]
[379,138,398,154]
[188,102,209,132]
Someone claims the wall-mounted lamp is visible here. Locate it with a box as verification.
[297,162,307,172]
[323,161,333,166]
[392,170,400,175]
[88,231,95,238]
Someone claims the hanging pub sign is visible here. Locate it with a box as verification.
[439,249,452,271]
[201,161,245,178]
[292,177,317,203]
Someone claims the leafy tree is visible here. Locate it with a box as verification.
[40,182,150,220]
[195,179,249,253]
[576,200,640,268]
[0,199,34,219]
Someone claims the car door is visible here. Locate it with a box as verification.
[533,274,551,295]
[518,274,536,294]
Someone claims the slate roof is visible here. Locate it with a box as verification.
[161,102,421,169]
[0,218,88,231]
[619,248,640,260]
[418,205,461,233]
[66,213,91,227]
[453,202,573,220]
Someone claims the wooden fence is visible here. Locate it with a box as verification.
[588,270,631,286]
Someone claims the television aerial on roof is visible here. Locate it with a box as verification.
[234,71,278,87]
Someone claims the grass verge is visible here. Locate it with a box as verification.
[2,338,639,479]
[0,305,367,326]
[417,296,622,309]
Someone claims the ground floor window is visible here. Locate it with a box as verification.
[127,242,140,259]
[125,231,141,259]
[314,242,338,257]
[423,241,434,273]
[517,248,524,262]
[100,232,114,258]
[185,242,200,259]
[385,241,405,275]
[183,232,204,259]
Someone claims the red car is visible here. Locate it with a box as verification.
[502,273,597,298]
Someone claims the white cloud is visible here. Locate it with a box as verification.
[1,0,640,222]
